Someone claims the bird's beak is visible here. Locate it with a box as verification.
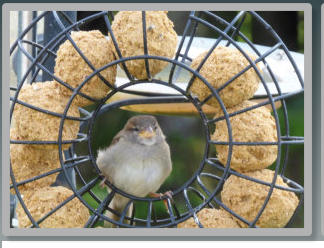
[139,126,156,139]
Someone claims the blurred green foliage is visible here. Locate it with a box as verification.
[297,12,304,53]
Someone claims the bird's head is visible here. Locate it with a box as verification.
[124,115,165,146]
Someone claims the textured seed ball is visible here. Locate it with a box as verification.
[178,208,240,228]
[10,128,60,193]
[221,169,299,228]
[212,101,278,172]
[190,46,261,109]
[11,81,80,150]
[16,186,90,228]
[54,30,117,106]
[111,11,178,79]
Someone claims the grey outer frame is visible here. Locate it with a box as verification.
[2,3,311,237]
[322,3,324,237]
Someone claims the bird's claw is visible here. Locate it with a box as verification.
[150,191,173,200]
[161,191,173,203]
[149,191,174,213]
[162,191,174,214]
[99,177,107,189]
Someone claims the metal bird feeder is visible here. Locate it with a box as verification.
[9,11,304,228]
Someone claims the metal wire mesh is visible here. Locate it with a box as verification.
[9,10,304,228]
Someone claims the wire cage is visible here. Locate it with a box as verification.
[9,10,304,228]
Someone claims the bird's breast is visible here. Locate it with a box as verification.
[115,162,163,196]
[110,143,171,197]
[97,139,172,198]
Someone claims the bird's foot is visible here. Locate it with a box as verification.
[149,191,173,200]
[149,191,174,213]
[99,177,107,189]
[161,191,173,202]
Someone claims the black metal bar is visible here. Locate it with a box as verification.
[57,11,80,30]
[103,14,134,81]
[30,34,65,83]
[52,11,115,90]
[84,190,115,228]
[73,166,103,205]
[284,192,304,227]
[118,200,133,225]
[64,155,90,164]
[179,11,200,65]
[31,194,76,228]
[10,136,87,145]
[10,155,90,189]
[10,11,48,54]
[200,172,222,181]
[15,39,100,103]
[178,53,193,62]
[11,97,88,122]
[10,166,40,227]
[30,176,100,227]
[42,11,77,82]
[146,201,153,227]
[218,43,282,93]
[169,12,200,84]
[98,95,188,115]
[186,11,245,93]
[249,11,304,88]
[187,186,215,208]
[215,198,253,227]
[142,11,152,80]
[196,175,253,227]
[205,158,303,193]
[183,189,203,228]
[166,199,176,225]
[168,11,195,84]
[210,140,304,146]
[10,167,61,189]
[172,201,182,221]
[31,11,38,78]
[152,203,158,225]
[198,42,282,107]
[20,39,56,57]
[225,12,247,47]
[130,202,136,226]
[208,89,304,124]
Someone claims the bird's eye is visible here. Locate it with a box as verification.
[132,127,140,132]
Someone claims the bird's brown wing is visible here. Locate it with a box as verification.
[110,130,125,146]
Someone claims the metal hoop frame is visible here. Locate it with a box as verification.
[10,10,304,228]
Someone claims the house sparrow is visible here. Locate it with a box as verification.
[96,115,172,226]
